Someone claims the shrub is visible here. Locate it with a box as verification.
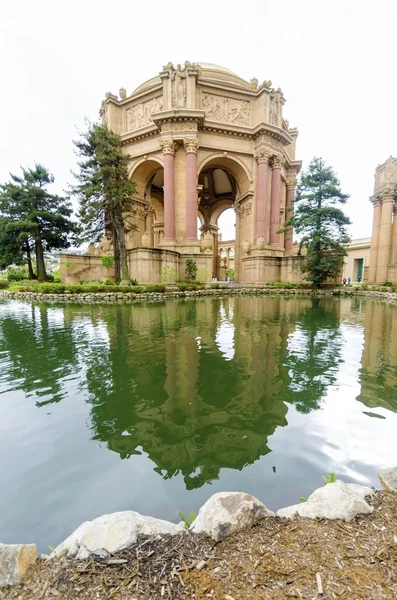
[384,281,393,287]
[0,280,9,289]
[185,259,198,282]
[210,283,220,289]
[38,284,66,294]
[130,278,138,286]
[145,284,165,293]
[361,284,368,290]
[160,266,178,284]
[7,267,29,281]
[52,269,61,282]
[101,256,114,269]
[175,282,199,291]
[65,261,74,271]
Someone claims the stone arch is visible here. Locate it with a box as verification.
[129,157,164,198]
[210,203,236,227]
[197,153,252,197]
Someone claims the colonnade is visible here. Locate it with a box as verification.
[160,138,198,243]
[254,150,296,251]
[367,189,397,283]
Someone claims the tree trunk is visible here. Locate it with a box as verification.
[111,221,121,283]
[35,238,47,281]
[116,212,129,282]
[25,240,34,279]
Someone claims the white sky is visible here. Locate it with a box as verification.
[1,0,396,242]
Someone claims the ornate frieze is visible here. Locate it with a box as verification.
[161,121,197,133]
[202,94,250,126]
[126,97,163,131]
[159,139,177,155]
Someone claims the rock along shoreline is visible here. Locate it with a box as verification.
[1,467,396,597]
[1,287,397,305]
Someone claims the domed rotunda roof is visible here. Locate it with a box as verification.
[133,63,251,95]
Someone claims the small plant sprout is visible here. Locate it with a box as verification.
[178,510,196,528]
[322,470,337,485]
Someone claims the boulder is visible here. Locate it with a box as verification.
[0,543,37,587]
[378,467,397,491]
[277,480,373,522]
[52,511,184,560]
[189,492,275,542]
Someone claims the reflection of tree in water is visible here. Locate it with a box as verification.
[283,298,343,413]
[0,304,79,405]
[84,299,291,489]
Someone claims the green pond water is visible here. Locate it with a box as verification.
[0,296,396,552]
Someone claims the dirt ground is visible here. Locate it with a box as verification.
[2,491,396,600]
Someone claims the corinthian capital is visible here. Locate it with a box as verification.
[271,154,284,169]
[183,138,199,154]
[286,177,297,190]
[255,149,272,164]
[159,138,177,155]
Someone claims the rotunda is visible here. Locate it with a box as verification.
[98,61,303,284]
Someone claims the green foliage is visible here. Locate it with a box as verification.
[0,164,78,281]
[48,546,55,554]
[361,284,368,290]
[210,283,220,289]
[144,285,165,293]
[175,282,202,291]
[285,157,351,288]
[299,497,307,503]
[65,261,74,271]
[0,280,9,289]
[322,470,337,485]
[101,256,114,269]
[196,267,210,283]
[178,510,196,528]
[71,122,136,282]
[225,268,234,281]
[185,258,198,282]
[6,266,29,281]
[384,281,393,287]
[130,278,138,286]
[160,266,178,284]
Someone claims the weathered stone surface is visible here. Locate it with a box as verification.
[189,492,275,541]
[0,543,37,587]
[52,511,184,560]
[277,480,373,522]
[378,467,397,491]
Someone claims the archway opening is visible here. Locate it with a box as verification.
[129,159,164,249]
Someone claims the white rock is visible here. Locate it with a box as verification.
[189,492,275,541]
[0,543,37,587]
[378,466,397,491]
[277,480,373,522]
[52,511,184,560]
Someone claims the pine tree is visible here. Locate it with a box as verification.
[286,157,351,287]
[71,122,136,282]
[0,165,77,280]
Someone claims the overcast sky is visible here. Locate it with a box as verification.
[1,0,396,241]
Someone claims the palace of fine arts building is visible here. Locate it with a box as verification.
[61,62,305,284]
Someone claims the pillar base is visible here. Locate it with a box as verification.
[159,238,177,248]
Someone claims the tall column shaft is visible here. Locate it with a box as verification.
[376,195,394,283]
[284,178,296,251]
[367,198,382,283]
[391,206,397,265]
[146,210,154,248]
[161,139,176,241]
[269,156,283,245]
[184,139,198,239]
[255,152,270,241]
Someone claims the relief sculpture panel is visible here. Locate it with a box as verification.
[202,94,250,126]
[126,97,163,131]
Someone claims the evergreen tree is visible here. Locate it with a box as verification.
[286,157,351,287]
[71,122,136,282]
[0,165,77,280]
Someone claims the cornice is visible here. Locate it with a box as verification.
[152,109,205,127]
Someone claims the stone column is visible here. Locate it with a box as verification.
[391,204,397,265]
[145,208,154,248]
[226,248,230,268]
[269,155,283,245]
[376,191,394,283]
[160,139,176,241]
[184,139,199,240]
[255,150,271,245]
[284,177,297,251]
[367,197,382,283]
